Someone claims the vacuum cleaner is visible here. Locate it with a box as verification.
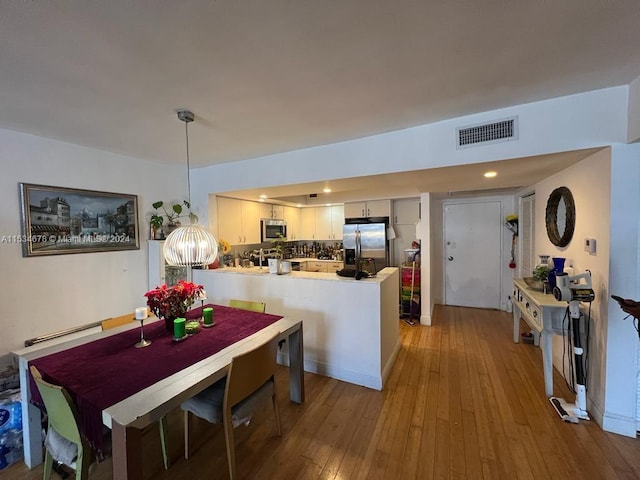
[549,271,595,423]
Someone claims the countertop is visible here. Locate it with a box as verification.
[201,266,398,283]
[287,257,342,263]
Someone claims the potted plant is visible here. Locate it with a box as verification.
[149,200,197,239]
[144,280,203,333]
[268,233,287,274]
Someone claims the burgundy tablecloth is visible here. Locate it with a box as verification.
[29,304,282,456]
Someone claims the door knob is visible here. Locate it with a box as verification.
[448,256,454,261]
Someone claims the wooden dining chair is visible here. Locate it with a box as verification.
[180,332,282,480]
[100,312,136,331]
[228,299,266,313]
[30,365,95,480]
[98,314,173,470]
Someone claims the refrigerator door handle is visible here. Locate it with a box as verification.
[355,229,361,263]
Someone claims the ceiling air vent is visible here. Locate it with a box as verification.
[456,116,518,149]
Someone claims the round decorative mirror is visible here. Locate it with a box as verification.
[545,186,575,247]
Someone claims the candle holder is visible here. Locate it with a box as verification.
[134,317,152,348]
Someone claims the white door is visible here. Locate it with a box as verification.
[444,201,502,309]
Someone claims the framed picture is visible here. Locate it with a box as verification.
[19,183,140,257]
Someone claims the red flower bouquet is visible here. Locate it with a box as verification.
[144,280,203,332]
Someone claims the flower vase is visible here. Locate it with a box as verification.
[163,316,176,334]
[548,257,566,289]
[163,313,186,334]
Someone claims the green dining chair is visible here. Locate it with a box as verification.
[30,365,95,480]
[32,365,170,478]
[228,299,266,313]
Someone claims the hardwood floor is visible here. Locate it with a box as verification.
[5,305,640,479]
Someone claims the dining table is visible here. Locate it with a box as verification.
[11,304,305,480]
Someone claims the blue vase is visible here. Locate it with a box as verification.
[552,257,566,274]
[548,257,566,289]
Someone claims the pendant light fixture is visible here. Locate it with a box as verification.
[163,110,218,266]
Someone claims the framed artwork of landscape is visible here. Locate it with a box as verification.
[19,183,140,257]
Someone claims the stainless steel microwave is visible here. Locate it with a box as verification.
[261,219,287,242]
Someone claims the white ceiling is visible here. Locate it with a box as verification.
[1,1,639,198]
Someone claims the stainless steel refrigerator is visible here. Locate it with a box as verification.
[343,223,388,275]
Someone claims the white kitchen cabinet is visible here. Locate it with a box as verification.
[217,197,242,245]
[283,206,301,240]
[326,261,343,273]
[300,208,316,240]
[344,200,390,218]
[241,200,260,244]
[217,197,260,245]
[330,205,344,240]
[298,260,343,273]
[259,203,284,220]
[315,207,332,240]
[393,198,420,224]
[300,205,343,240]
[148,240,190,289]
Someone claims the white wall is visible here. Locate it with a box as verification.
[0,128,184,366]
[192,87,629,229]
[604,143,640,435]
[534,149,613,430]
[628,75,640,143]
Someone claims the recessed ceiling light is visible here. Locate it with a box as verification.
[296,203,302,207]
[259,194,267,199]
[484,171,498,178]
[323,187,332,193]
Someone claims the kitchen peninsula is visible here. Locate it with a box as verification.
[192,266,400,390]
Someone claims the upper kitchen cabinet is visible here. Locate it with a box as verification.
[301,205,344,241]
[283,206,301,241]
[260,203,284,220]
[217,197,260,245]
[393,198,420,224]
[344,200,391,218]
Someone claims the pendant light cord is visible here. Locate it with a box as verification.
[184,118,191,206]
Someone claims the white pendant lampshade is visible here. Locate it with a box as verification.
[163,224,218,266]
[163,110,218,267]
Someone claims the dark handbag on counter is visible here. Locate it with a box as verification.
[336,269,369,280]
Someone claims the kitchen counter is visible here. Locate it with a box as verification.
[210,266,395,283]
[193,267,400,390]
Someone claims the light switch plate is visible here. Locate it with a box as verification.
[584,238,596,254]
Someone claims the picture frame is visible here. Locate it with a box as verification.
[18,183,140,257]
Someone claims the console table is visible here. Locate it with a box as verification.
[512,278,568,396]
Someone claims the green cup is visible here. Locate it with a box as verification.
[174,317,186,338]
[202,307,214,326]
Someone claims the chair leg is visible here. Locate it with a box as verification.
[159,415,170,469]
[43,449,53,480]
[76,447,91,480]
[272,379,282,436]
[183,410,191,460]
[222,411,236,480]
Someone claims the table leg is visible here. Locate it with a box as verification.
[541,331,554,397]
[513,308,521,343]
[288,325,305,404]
[112,422,143,480]
[19,359,43,468]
